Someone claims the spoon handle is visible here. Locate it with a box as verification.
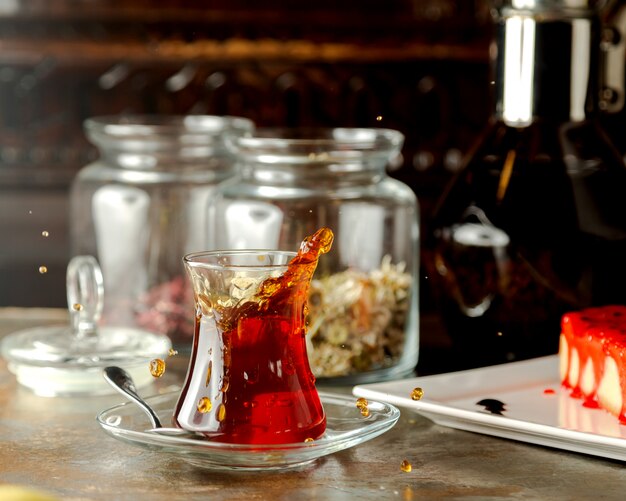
[103,366,162,429]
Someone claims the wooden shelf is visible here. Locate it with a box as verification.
[0,37,489,66]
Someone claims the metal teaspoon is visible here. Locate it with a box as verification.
[102,366,201,437]
[103,366,163,427]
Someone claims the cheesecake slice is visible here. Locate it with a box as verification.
[559,305,626,423]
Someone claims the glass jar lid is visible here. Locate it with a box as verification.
[228,127,404,166]
[0,256,171,397]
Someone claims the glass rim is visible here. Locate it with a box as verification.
[84,114,254,138]
[183,249,298,270]
[232,127,404,149]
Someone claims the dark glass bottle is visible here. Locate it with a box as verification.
[428,0,626,368]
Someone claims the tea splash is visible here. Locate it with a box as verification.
[174,228,333,444]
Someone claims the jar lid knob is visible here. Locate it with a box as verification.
[66,255,104,340]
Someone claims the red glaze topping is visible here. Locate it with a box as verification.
[560,305,626,422]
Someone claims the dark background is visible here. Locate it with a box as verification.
[1,0,625,320]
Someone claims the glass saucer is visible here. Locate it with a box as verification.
[97,391,400,471]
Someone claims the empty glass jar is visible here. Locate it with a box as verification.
[69,115,254,346]
[209,128,420,383]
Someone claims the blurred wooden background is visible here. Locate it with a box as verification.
[0,0,624,310]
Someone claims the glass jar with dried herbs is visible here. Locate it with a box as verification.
[209,128,419,383]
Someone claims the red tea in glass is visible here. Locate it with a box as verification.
[173,228,333,444]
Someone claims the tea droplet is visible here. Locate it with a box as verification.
[205,360,212,387]
[360,407,371,418]
[197,397,212,413]
[400,459,412,473]
[168,348,178,357]
[149,358,166,378]
[376,115,383,121]
[356,397,368,410]
[38,265,48,274]
[72,303,83,311]
[197,293,213,314]
[223,345,231,366]
[41,230,49,237]
[410,387,424,401]
[220,375,230,392]
[217,403,226,421]
[304,437,314,443]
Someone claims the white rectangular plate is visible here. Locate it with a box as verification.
[353,356,626,461]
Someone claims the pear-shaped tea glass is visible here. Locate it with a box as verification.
[174,250,326,444]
